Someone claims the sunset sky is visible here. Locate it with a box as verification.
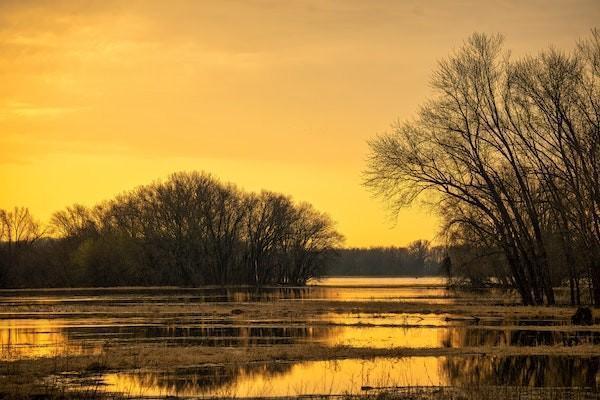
[1,0,598,247]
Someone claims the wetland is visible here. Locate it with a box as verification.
[1,277,599,398]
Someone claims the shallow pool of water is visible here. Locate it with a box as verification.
[2,278,596,397]
[3,315,597,361]
[0,277,519,306]
[63,355,600,397]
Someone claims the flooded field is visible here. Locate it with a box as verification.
[1,277,599,398]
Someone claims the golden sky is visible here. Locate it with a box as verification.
[1,0,598,247]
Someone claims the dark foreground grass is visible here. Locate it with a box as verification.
[2,386,600,400]
[361,386,600,400]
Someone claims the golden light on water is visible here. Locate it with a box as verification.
[0,319,101,360]
[326,326,448,349]
[101,358,445,397]
[1,279,597,395]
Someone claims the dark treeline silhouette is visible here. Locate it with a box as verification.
[0,171,343,288]
[366,31,600,305]
[324,241,443,276]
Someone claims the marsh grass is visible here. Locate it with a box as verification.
[357,386,600,400]
[2,297,597,320]
[5,343,600,381]
[2,386,599,400]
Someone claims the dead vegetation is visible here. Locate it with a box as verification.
[1,297,596,321]
[2,342,600,393]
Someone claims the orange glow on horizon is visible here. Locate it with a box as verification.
[1,1,598,246]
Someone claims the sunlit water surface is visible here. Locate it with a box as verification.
[67,356,600,397]
[2,277,598,396]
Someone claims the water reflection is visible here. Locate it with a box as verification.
[0,288,320,306]
[96,358,445,397]
[0,319,341,360]
[0,319,102,360]
[309,277,448,286]
[85,356,599,397]
[442,356,600,388]
[3,281,598,396]
[328,326,600,348]
[443,328,600,348]
[101,362,300,398]
[0,278,518,306]
[4,316,599,361]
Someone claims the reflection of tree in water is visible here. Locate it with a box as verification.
[439,326,600,388]
[218,287,321,302]
[66,322,341,347]
[152,324,338,347]
[62,321,340,347]
[118,361,295,396]
[442,327,600,347]
[441,355,599,388]
[13,287,323,304]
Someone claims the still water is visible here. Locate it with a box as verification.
[91,356,599,397]
[2,277,598,397]
[0,277,516,306]
[3,317,598,360]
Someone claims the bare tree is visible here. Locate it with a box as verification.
[0,171,343,288]
[366,31,600,305]
[0,207,44,284]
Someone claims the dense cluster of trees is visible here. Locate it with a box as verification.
[325,241,443,276]
[366,31,600,306]
[0,172,343,288]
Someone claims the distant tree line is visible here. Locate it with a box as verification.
[324,241,443,276]
[0,172,343,288]
[366,31,600,306]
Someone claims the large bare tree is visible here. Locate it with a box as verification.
[366,31,600,305]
